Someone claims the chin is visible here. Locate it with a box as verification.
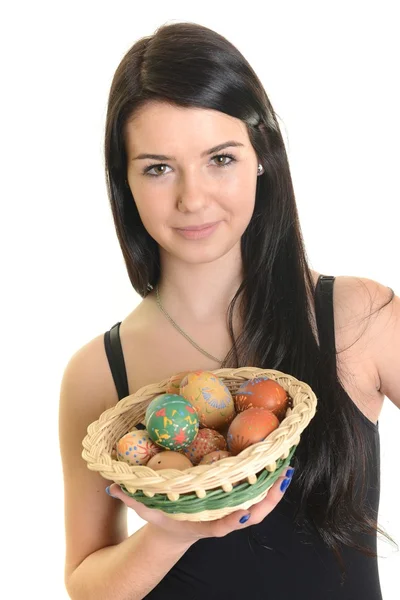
[168,237,242,265]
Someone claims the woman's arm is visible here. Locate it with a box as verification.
[59,335,194,600]
[66,524,193,600]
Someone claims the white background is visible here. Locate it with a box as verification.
[1,1,399,598]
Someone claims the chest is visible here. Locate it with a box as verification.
[113,312,383,426]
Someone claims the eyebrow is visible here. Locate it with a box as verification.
[131,140,245,161]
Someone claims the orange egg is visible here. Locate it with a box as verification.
[234,376,289,420]
[227,408,280,455]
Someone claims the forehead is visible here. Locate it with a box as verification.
[124,101,248,154]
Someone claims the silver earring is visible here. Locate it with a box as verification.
[258,164,263,174]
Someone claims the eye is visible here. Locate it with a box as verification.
[142,153,237,177]
[211,153,236,168]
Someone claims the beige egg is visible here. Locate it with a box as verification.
[180,371,236,430]
[166,371,190,394]
[147,451,193,471]
[116,428,161,466]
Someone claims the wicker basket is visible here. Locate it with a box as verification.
[82,367,317,521]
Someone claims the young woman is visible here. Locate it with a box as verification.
[59,21,399,600]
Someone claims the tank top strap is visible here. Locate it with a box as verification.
[314,274,337,377]
[104,322,147,429]
[104,322,130,401]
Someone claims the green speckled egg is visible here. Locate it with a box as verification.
[145,393,169,424]
[145,394,199,451]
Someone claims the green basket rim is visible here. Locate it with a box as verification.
[120,445,296,514]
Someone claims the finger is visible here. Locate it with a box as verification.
[241,468,295,525]
[209,467,294,536]
[106,484,169,525]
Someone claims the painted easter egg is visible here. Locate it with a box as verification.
[166,371,190,394]
[116,428,161,466]
[147,450,193,471]
[234,376,289,421]
[199,450,233,465]
[179,371,236,430]
[227,408,280,455]
[145,394,199,451]
[181,427,227,465]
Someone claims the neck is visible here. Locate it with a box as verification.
[155,243,244,324]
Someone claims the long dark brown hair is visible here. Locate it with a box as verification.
[103,20,397,568]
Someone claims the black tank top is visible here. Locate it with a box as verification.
[104,275,382,599]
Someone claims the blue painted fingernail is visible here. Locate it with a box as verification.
[105,486,117,498]
[286,468,295,479]
[280,478,292,493]
[239,514,251,524]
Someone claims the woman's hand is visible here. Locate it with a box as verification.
[106,467,294,546]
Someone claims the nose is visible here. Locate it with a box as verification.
[177,171,210,212]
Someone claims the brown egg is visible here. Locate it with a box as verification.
[166,371,190,394]
[227,408,280,455]
[199,450,232,465]
[147,451,193,471]
[234,376,289,421]
[182,428,228,464]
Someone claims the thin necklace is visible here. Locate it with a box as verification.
[155,283,224,364]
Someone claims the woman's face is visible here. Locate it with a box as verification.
[124,101,260,264]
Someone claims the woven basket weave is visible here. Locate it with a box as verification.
[82,367,317,521]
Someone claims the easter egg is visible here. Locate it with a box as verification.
[116,428,161,466]
[181,428,227,465]
[234,376,289,420]
[147,451,193,471]
[227,408,280,455]
[145,393,170,424]
[180,370,236,430]
[199,450,232,465]
[145,394,199,451]
[166,371,190,394]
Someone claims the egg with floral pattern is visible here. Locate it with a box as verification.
[166,371,190,394]
[116,428,161,466]
[179,371,236,430]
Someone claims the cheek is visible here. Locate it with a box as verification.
[134,194,168,234]
[221,175,257,218]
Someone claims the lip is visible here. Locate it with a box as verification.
[175,221,221,240]
[175,221,220,231]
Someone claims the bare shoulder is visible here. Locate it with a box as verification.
[329,274,397,420]
[333,275,399,408]
[60,330,121,410]
[331,275,394,337]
